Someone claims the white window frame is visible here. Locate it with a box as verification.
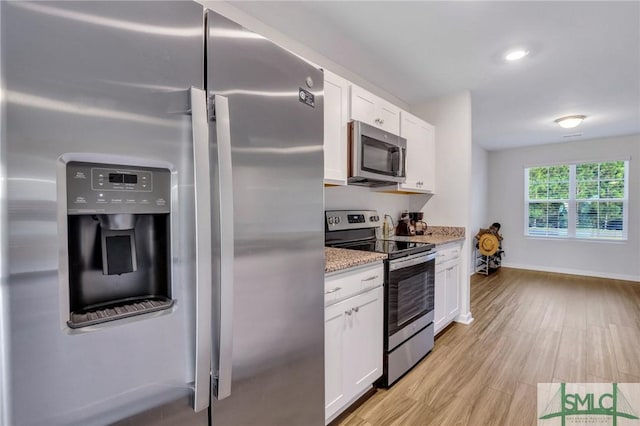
[524,160,629,241]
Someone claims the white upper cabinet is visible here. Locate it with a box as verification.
[349,84,400,135]
[398,111,436,194]
[323,70,349,185]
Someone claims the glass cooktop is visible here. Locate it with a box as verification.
[331,239,434,259]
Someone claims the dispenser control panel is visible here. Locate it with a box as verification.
[66,161,171,215]
[91,167,152,192]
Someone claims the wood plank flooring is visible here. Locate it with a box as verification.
[335,267,640,426]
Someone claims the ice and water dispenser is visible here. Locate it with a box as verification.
[63,160,174,329]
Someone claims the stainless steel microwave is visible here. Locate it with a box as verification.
[348,120,407,187]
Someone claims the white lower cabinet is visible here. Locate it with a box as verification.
[325,264,384,423]
[434,267,446,331]
[325,302,346,418]
[445,261,460,319]
[434,243,462,335]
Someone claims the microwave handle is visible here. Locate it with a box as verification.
[398,147,406,177]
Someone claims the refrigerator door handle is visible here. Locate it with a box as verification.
[211,94,234,400]
[190,87,213,412]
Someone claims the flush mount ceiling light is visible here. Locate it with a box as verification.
[505,49,529,61]
[554,115,587,129]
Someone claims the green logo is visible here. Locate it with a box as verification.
[538,383,639,425]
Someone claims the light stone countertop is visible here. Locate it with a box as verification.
[324,226,465,273]
[393,225,466,246]
[325,247,387,274]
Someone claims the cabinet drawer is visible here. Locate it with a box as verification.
[435,246,461,265]
[325,263,384,306]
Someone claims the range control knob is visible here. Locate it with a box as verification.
[370,215,379,222]
[335,216,341,224]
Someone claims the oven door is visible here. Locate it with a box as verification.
[386,252,436,350]
[350,121,406,183]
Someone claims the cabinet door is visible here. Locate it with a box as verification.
[377,100,400,135]
[350,84,377,127]
[445,263,461,319]
[399,112,421,191]
[323,70,348,185]
[398,111,434,193]
[345,287,384,397]
[434,266,447,334]
[325,303,346,420]
[420,122,436,193]
[350,85,400,134]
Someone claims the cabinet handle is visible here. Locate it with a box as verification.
[345,310,352,316]
[325,287,342,294]
[361,275,379,282]
[353,306,359,313]
[380,119,384,124]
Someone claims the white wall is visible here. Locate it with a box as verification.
[469,144,489,274]
[411,92,472,227]
[324,186,411,220]
[488,134,640,281]
[411,91,474,323]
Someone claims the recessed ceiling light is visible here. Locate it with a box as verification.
[554,115,587,129]
[505,49,529,61]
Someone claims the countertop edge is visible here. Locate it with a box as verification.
[324,247,387,274]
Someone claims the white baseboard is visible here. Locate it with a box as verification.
[455,312,474,325]
[501,262,640,283]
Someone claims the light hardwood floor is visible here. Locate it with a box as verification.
[335,267,640,426]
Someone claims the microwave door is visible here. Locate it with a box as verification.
[349,120,407,186]
[362,137,396,177]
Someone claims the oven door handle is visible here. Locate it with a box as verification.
[389,252,436,271]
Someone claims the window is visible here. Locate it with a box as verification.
[525,160,628,240]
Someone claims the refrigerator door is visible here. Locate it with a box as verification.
[1,2,207,425]
[207,11,325,426]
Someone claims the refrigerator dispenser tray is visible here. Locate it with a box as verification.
[68,296,174,329]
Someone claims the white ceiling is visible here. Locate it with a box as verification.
[229,1,640,150]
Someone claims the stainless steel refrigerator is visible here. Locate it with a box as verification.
[0,2,324,425]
